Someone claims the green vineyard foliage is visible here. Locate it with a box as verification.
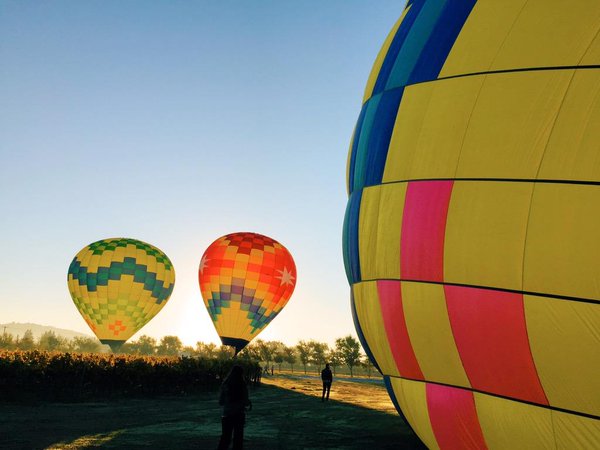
[0,350,261,402]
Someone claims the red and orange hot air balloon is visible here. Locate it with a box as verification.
[199,232,296,354]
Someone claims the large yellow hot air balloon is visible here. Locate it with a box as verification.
[199,232,296,354]
[344,1,600,448]
[67,238,175,351]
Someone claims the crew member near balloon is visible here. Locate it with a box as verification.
[321,363,333,402]
[217,365,252,450]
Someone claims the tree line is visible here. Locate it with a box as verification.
[0,330,377,378]
[0,350,260,401]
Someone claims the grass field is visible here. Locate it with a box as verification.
[0,373,425,449]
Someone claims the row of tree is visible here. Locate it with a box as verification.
[0,330,376,377]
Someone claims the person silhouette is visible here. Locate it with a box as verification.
[217,365,252,450]
[321,363,333,402]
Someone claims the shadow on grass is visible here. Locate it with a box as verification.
[0,383,425,449]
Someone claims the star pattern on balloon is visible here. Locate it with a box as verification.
[199,255,209,275]
[276,267,295,286]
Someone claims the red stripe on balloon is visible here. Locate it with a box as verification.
[444,285,548,405]
[401,181,453,282]
[426,383,488,450]
[377,280,424,379]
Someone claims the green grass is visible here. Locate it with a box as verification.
[0,375,425,449]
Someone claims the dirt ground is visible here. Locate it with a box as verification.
[0,373,425,449]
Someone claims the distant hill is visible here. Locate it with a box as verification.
[0,322,93,341]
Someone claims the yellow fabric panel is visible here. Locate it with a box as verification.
[362,8,409,104]
[456,70,573,179]
[581,31,600,65]
[390,377,439,450]
[401,281,470,388]
[352,282,399,377]
[554,411,600,450]
[524,295,600,416]
[537,70,600,182]
[440,0,527,76]
[358,184,406,280]
[216,302,243,338]
[444,181,533,291]
[383,76,483,182]
[490,1,600,70]
[442,1,600,74]
[382,82,434,182]
[473,392,554,450]
[523,183,600,300]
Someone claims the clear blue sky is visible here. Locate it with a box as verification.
[0,1,403,346]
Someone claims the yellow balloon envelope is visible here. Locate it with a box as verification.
[67,238,175,351]
[344,1,600,448]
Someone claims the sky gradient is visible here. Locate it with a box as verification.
[0,1,403,346]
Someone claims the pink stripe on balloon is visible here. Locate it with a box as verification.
[444,285,549,405]
[377,280,424,379]
[426,383,488,450]
[401,181,454,282]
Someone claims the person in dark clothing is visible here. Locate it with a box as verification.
[321,363,333,402]
[217,365,252,450]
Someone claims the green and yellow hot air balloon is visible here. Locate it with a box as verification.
[67,238,175,351]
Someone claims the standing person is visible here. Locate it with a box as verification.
[218,365,252,450]
[321,363,333,402]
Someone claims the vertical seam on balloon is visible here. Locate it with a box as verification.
[363,10,408,105]
[383,376,424,446]
[486,0,528,72]
[372,1,424,96]
[373,282,397,376]
[471,392,490,450]
[550,410,559,450]
[442,285,474,391]
[351,189,363,283]
[407,0,477,85]
[518,294,550,406]
[448,73,487,180]
[576,23,600,66]
[445,0,528,178]
[398,281,425,379]
[519,69,578,412]
[439,180,453,285]
[350,286,381,374]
